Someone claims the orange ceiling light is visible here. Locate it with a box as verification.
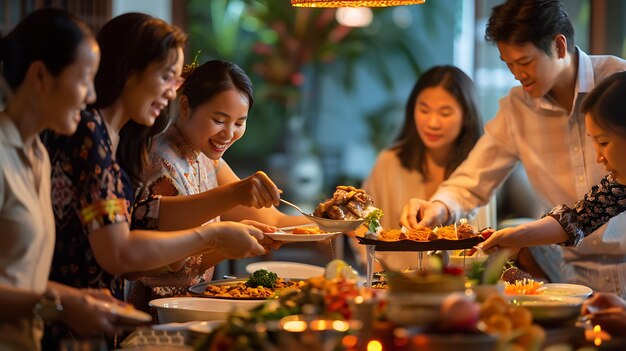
[291,0,425,8]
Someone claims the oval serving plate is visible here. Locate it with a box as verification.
[264,231,340,242]
[188,278,303,300]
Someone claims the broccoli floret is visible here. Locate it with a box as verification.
[246,269,278,288]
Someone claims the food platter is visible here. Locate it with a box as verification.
[356,235,483,251]
[188,278,303,300]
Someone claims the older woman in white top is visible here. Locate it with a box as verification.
[0,8,121,349]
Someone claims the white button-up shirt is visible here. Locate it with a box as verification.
[430,49,626,296]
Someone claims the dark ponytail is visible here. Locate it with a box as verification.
[581,71,626,134]
[180,59,254,112]
[0,32,6,103]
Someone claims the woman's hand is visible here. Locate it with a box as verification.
[240,219,282,252]
[478,226,526,253]
[233,171,281,209]
[58,289,121,336]
[198,221,266,258]
[240,219,277,233]
[479,217,569,253]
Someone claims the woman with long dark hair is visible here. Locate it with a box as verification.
[42,13,269,319]
[354,65,487,269]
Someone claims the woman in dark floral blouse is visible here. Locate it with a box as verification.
[480,71,626,252]
[42,13,272,316]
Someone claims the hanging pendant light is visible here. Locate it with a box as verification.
[291,0,425,8]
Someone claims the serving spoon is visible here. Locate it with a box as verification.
[279,198,365,233]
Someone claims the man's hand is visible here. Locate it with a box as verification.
[400,199,450,228]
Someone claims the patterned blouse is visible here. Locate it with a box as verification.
[132,124,220,299]
[547,173,626,247]
[43,109,159,299]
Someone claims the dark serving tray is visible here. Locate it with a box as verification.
[356,235,483,251]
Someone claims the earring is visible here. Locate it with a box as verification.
[599,156,606,162]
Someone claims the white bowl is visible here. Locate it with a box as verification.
[245,261,324,279]
[514,296,583,325]
[149,297,263,323]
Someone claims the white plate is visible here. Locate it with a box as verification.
[245,261,325,279]
[88,297,151,324]
[149,297,262,323]
[265,231,340,242]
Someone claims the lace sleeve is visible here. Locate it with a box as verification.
[546,174,626,246]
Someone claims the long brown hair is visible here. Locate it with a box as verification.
[393,65,482,180]
[90,12,187,189]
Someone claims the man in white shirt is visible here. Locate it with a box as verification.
[400,0,626,296]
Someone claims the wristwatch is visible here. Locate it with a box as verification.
[33,293,64,322]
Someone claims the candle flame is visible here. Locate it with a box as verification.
[594,324,603,346]
[367,340,383,351]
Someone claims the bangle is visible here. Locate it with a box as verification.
[33,292,64,323]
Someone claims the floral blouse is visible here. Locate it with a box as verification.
[132,124,220,298]
[43,109,159,299]
[547,173,626,247]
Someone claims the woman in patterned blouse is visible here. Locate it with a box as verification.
[129,60,311,309]
[480,71,626,252]
[42,13,271,329]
